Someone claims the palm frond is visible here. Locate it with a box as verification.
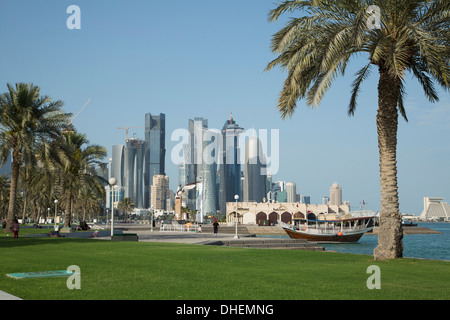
[348,62,373,116]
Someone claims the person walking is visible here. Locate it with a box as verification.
[213,220,219,236]
[13,219,20,238]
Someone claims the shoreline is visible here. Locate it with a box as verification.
[367,226,440,235]
[119,223,441,236]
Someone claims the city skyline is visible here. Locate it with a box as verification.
[1,1,449,214]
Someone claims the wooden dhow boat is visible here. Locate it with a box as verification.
[279,213,374,243]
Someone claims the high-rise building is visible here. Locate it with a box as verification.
[145,113,166,208]
[300,195,311,204]
[329,182,343,205]
[197,120,218,216]
[110,145,125,187]
[243,135,267,202]
[177,117,218,217]
[124,138,145,208]
[181,118,207,211]
[151,174,169,211]
[286,182,296,203]
[109,113,166,210]
[219,113,243,215]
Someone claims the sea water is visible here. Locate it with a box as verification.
[263,223,450,260]
[321,223,450,261]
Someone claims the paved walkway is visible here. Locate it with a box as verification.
[0,290,21,300]
[97,230,247,244]
[135,231,245,244]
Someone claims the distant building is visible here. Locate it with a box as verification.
[145,113,166,208]
[109,112,166,209]
[329,182,342,205]
[106,185,125,209]
[420,197,450,221]
[166,189,175,211]
[226,201,351,225]
[286,182,296,203]
[151,174,169,211]
[300,195,311,204]
[111,145,124,187]
[219,113,243,216]
[276,190,287,202]
[197,119,218,216]
[243,134,267,203]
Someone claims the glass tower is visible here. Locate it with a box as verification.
[243,135,267,203]
[219,113,243,216]
[144,113,166,208]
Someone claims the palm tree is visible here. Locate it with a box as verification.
[266,0,449,260]
[0,83,69,232]
[117,197,135,221]
[56,131,107,227]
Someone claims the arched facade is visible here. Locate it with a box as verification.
[281,212,292,224]
[225,201,351,225]
[269,212,278,225]
[256,212,268,226]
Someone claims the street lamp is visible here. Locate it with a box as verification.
[47,208,50,225]
[150,205,154,232]
[54,199,58,230]
[234,195,239,239]
[109,177,117,237]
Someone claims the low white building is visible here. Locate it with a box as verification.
[420,197,450,221]
[226,201,351,225]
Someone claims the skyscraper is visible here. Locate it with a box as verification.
[219,113,243,215]
[178,117,218,217]
[110,145,124,187]
[196,118,218,216]
[329,182,343,205]
[286,182,296,203]
[144,113,166,208]
[124,138,145,208]
[151,174,169,211]
[243,135,267,202]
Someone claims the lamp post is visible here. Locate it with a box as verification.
[109,177,117,237]
[234,195,239,239]
[54,199,58,230]
[47,208,50,225]
[150,205,154,232]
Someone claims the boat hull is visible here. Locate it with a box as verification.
[283,228,365,243]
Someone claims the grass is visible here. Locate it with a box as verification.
[0,236,449,300]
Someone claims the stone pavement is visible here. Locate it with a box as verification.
[0,290,21,300]
[135,231,245,244]
[127,231,325,251]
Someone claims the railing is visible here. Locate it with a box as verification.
[348,210,376,217]
[160,221,200,233]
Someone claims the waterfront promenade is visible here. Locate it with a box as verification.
[116,222,440,236]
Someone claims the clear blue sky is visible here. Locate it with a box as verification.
[1,0,449,215]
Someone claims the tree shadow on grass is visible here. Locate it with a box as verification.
[0,237,96,248]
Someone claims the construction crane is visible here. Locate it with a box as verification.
[118,126,144,140]
[62,98,92,134]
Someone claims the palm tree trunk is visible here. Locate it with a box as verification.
[21,187,27,224]
[65,192,72,228]
[4,149,21,233]
[373,67,403,261]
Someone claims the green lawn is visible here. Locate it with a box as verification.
[0,237,448,300]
